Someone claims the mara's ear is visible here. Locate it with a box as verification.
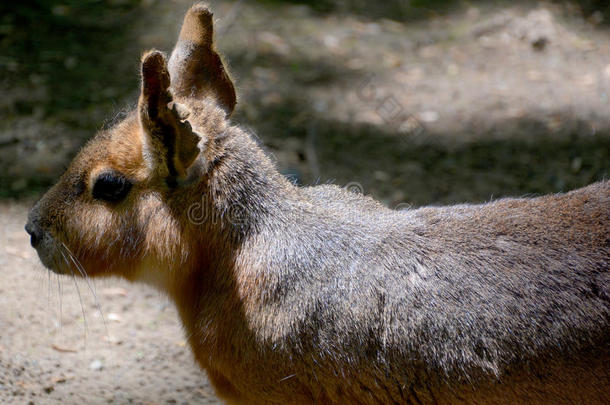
[139,50,201,183]
[168,3,236,116]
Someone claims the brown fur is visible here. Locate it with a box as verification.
[25,3,609,404]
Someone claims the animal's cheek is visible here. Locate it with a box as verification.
[134,202,189,269]
[142,215,185,262]
[56,206,129,273]
[68,207,113,245]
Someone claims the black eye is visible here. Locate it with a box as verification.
[92,172,132,202]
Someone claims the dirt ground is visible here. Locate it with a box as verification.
[1,0,609,404]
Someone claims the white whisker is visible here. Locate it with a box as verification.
[60,242,110,342]
[59,248,88,349]
[57,273,63,334]
[47,265,52,330]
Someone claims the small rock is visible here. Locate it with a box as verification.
[89,359,104,371]
[107,313,122,322]
[418,111,439,123]
[43,385,54,394]
[511,8,555,50]
[531,37,548,51]
[322,34,339,49]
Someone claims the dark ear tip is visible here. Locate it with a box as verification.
[141,50,167,72]
[186,3,214,33]
[189,3,213,20]
[177,3,215,47]
[141,50,170,95]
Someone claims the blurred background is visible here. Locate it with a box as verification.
[1,0,609,403]
[1,0,609,204]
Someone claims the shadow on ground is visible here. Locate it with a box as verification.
[260,0,610,22]
[1,0,608,204]
[257,0,460,21]
[239,95,610,206]
[0,0,143,198]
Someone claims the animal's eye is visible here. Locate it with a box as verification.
[92,172,132,202]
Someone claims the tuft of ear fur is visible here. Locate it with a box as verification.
[139,50,201,183]
[168,3,236,116]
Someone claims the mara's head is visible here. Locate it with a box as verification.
[25,4,239,282]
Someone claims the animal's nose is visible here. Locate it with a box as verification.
[25,221,42,248]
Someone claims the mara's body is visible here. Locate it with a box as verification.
[25,4,609,404]
[177,169,610,404]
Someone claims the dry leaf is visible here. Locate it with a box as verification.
[51,376,69,384]
[101,287,128,297]
[51,343,77,353]
[103,335,123,345]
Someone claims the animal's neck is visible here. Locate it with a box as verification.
[163,125,294,287]
[165,127,309,362]
[202,126,297,239]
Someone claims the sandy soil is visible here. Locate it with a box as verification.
[1,1,609,404]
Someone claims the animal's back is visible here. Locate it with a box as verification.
[237,181,609,403]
